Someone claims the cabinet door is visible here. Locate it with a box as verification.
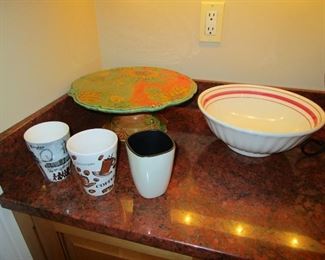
[61,233,166,260]
[30,216,191,260]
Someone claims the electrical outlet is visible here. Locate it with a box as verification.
[205,11,217,35]
[200,1,225,42]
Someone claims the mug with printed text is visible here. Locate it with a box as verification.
[67,128,118,196]
[24,121,71,182]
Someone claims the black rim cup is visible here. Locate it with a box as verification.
[125,130,175,157]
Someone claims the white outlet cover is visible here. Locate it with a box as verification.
[200,1,225,42]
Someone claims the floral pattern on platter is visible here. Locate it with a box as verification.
[68,67,197,114]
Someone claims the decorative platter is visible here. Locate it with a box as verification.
[69,67,197,114]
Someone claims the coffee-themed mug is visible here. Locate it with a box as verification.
[67,128,118,196]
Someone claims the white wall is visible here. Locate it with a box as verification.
[95,0,325,90]
[0,201,32,260]
[0,1,101,258]
[0,0,102,132]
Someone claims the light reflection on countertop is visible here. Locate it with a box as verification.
[119,196,325,255]
[170,209,325,254]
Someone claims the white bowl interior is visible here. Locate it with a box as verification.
[200,85,325,135]
[206,98,312,133]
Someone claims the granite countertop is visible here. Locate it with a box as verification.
[0,81,325,259]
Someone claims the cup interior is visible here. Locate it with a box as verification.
[24,121,69,144]
[67,128,118,155]
[126,130,174,157]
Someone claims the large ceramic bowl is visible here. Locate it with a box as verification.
[198,84,325,157]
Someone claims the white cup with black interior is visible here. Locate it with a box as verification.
[125,130,175,199]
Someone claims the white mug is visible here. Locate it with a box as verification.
[67,128,118,196]
[126,130,175,199]
[23,121,71,182]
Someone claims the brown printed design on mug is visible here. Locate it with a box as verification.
[102,184,113,194]
[80,175,96,188]
[100,175,115,193]
[83,170,90,176]
[93,156,116,177]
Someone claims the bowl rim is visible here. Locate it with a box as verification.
[197,84,325,137]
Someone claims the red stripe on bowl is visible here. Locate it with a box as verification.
[202,90,318,126]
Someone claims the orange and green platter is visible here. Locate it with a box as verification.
[68,67,197,114]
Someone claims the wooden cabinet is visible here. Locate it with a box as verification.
[14,212,192,260]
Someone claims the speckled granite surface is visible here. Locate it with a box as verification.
[0,81,325,259]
